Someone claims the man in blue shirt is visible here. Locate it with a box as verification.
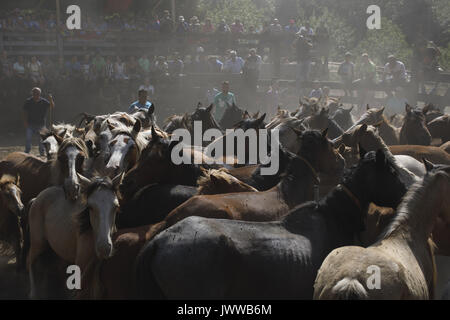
[129,89,152,113]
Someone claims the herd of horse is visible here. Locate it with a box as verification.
[0,96,449,299]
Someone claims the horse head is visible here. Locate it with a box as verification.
[401,104,432,145]
[0,174,24,218]
[58,137,89,201]
[77,173,123,259]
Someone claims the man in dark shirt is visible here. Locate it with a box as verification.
[292,33,313,91]
[23,87,54,156]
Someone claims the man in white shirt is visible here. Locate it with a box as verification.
[223,51,245,74]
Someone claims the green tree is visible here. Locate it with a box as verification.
[353,18,413,67]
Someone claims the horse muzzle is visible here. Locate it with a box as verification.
[96,242,113,259]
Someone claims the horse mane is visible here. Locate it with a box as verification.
[58,137,89,159]
[196,168,258,195]
[75,176,116,234]
[0,174,17,185]
[110,122,148,153]
[379,172,435,240]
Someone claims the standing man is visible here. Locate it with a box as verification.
[129,89,153,113]
[213,81,237,122]
[23,87,54,156]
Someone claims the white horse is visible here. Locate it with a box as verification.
[27,173,123,299]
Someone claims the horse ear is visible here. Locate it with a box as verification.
[358,143,367,158]
[253,111,260,119]
[148,104,155,115]
[197,102,202,109]
[206,103,213,113]
[357,124,368,136]
[168,139,178,154]
[53,134,64,145]
[321,128,328,138]
[112,172,125,190]
[256,113,266,126]
[405,103,412,114]
[151,125,159,142]
[15,174,20,187]
[348,106,354,113]
[375,149,387,168]
[422,158,435,172]
[132,119,142,135]
[366,104,370,111]
[243,110,250,119]
[378,106,385,114]
[77,173,91,191]
[338,144,346,155]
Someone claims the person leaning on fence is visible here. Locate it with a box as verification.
[223,51,245,74]
[243,48,262,93]
[338,52,355,97]
[129,89,152,114]
[292,31,313,91]
[382,55,407,97]
[22,87,54,156]
[354,53,377,107]
[213,81,237,121]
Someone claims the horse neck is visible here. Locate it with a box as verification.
[384,176,445,242]
[48,159,64,185]
[278,161,316,208]
[319,187,369,245]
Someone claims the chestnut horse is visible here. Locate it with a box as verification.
[27,174,122,299]
[135,149,406,299]
[0,137,89,203]
[313,163,450,300]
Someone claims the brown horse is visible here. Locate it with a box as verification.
[27,174,123,299]
[314,163,450,300]
[389,145,450,165]
[400,104,432,146]
[302,107,344,139]
[1,137,89,203]
[0,174,24,270]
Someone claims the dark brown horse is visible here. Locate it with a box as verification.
[400,104,432,146]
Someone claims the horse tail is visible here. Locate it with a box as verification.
[331,277,368,300]
[134,240,165,299]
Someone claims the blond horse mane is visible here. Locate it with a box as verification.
[197,168,258,195]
